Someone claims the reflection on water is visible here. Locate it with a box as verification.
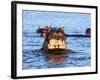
[48,54,65,63]
[23,49,90,69]
[22,31,91,69]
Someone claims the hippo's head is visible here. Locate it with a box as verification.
[42,27,66,52]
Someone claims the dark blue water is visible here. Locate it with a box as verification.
[22,31,91,69]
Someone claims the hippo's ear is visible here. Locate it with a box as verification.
[47,27,52,33]
[59,27,64,32]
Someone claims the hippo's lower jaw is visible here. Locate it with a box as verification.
[47,48,66,54]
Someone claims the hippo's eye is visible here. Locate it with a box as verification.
[53,45,56,47]
[59,33,62,36]
[52,33,56,36]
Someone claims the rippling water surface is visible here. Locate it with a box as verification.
[22,11,91,69]
[22,31,91,69]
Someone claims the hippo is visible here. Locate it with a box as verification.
[36,26,52,37]
[41,27,67,54]
[85,28,91,35]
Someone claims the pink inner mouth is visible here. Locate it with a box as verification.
[48,39,66,49]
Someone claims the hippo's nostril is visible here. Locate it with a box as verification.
[58,45,60,47]
[53,45,56,47]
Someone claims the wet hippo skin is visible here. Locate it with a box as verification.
[42,27,67,54]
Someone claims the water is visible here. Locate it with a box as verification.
[22,11,91,69]
[22,31,91,69]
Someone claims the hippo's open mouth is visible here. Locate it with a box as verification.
[47,39,66,54]
[48,39,66,49]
